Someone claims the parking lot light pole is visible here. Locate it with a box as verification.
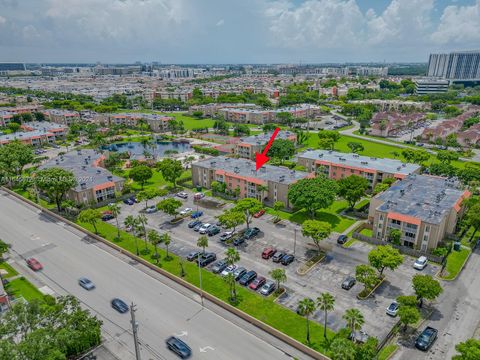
[293,227,297,256]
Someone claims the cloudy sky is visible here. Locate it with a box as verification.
[0,0,479,64]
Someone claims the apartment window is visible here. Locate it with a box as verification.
[425,225,430,233]
[391,219,401,225]
[423,234,428,242]
[378,223,382,229]
[405,232,416,238]
[380,214,384,220]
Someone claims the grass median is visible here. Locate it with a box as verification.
[78,219,335,353]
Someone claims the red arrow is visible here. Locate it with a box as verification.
[255,127,280,170]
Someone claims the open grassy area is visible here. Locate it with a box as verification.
[5,277,44,302]
[440,247,471,280]
[78,219,334,354]
[359,228,373,237]
[165,113,216,130]
[123,168,192,192]
[354,198,370,210]
[377,344,398,360]
[0,262,18,279]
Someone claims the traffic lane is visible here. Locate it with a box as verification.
[0,193,293,360]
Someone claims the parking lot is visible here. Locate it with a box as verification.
[109,189,439,342]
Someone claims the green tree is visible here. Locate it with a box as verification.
[217,210,245,232]
[318,130,340,150]
[156,198,182,219]
[147,229,162,263]
[437,150,459,164]
[267,139,295,163]
[78,209,101,234]
[137,188,167,209]
[401,149,430,165]
[162,232,172,260]
[453,339,480,360]
[124,215,140,255]
[388,228,401,245]
[297,298,317,345]
[343,308,365,339]
[7,122,20,133]
[156,158,183,187]
[34,168,77,211]
[233,124,250,137]
[224,248,241,302]
[197,235,209,255]
[355,264,378,291]
[337,175,369,209]
[107,203,121,240]
[347,142,364,154]
[288,176,338,218]
[129,165,153,190]
[466,203,480,241]
[273,201,285,222]
[329,337,356,360]
[398,305,420,332]
[317,292,335,340]
[412,274,443,307]
[0,140,34,178]
[356,337,379,360]
[368,245,404,277]
[302,220,332,254]
[136,214,149,253]
[231,198,262,229]
[269,268,287,292]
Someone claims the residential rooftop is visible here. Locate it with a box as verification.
[22,121,67,131]
[297,149,421,175]
[239,131,295,145]
[0,129,53,142]
[375,174,466,224]
[194,156,309,184]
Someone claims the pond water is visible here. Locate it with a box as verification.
[103,141,191,159]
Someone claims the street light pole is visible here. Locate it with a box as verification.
[198,258,204,306]
[130,303,142,360]
[293,227,297,256]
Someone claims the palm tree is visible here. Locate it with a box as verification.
[140,136,151,149]
[343,308,365,340]
[162,233,172,260]
[257,184,268,204]
[269,268,287,293]
[136,214,149,253]
[317,292,335,340]
[124,215,140,255]
[108,203,121,240]
[297,298,317,344]
[224,248,240,302]
[197,235,209,255]
[147,229,162,263]
[224,272,237,303]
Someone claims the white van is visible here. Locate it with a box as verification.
[413,256,428,270]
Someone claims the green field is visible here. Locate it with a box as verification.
[123,168,192,192]
[441,247,471,280]
[165,113,216,130]
[5,277,44,302]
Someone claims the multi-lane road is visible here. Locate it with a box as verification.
[0,190,312,360]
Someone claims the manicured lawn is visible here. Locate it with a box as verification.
[78,219,334,354]
[5,277,44,302]
[354,198,370,210]
[0,262,18,278]
[343,238,357,248]
[12,188,55,210]
[360,228,373,237]
[165,113,216,130]
[441,247,471,280]
[124,168,192,192]
[377,344,398,360]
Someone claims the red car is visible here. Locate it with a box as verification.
[102,210,113,216]
[249,276,266,291]
[26,258,43,271]
[262,247,276,259]
[253,209,266,218]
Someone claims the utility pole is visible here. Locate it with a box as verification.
[130,303,141,360]
[293,227,297,256]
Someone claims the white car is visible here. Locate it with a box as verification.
[386,302,399,317]
[221,264,237,277]
[413,256,428,270]
[145,206,157,214]
[179,208,192,215]
[199,223,211,234]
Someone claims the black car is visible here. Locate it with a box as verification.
[207,225,221,236]
[233,237,245,246]
[197,252,217,267]
[272,252,285,263]
[239,270,257,286]
[123,198,134,205]
[233,267,247,281]
[186,251,201,261]
[188,220,201,228]
[242,227,260,240]
[342,276,356,290]
[102,214,114,221]
[111,298,129,313]
[211,260,228,274]
[415,326,438,351]
[166,336,192,358]
[281,254,295,265]
[337,235,348,245]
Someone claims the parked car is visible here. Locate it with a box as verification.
[233,267,247,281]
[176,192,188,199]
[123,198,134,205]
[249,276,266,291]
[239,270,257,286]
[211,260,228,274]
[26,258,43,271]
[253,209,266,218]
[78,277,95,290]
[221,264,237,277]
[145,206,157,214]
[414,256,428,270]
[197,252,217,267]
[188,220,201,228]
[281,254,295,265]
[166,336,192,359]
[386,302,399,317]
[415,326,438,351]
[186,251,201,261]
[190,211,203,219]
[342,276,356,290]
[199,223,212,234]
[102,210,112,216]
[179,208,192,216]
[233,237,245,246]
[260,280,276,296]
[242,227,260,240]
[193,222,204,232]
[207,225,220,236]
[261,247,276,259]
[102,214,114,221]
[337,235,348,245]
[129,196,138,203]
[111,298,129,313]
[272,252,286,263]
[194,192,205,200]
[219,231,234,241]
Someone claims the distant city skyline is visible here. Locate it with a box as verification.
[0,0,479,64]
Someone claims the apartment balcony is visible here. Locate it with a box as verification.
[387,223,401,230]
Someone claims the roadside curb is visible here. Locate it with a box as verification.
[296,254,325,276]
[357,277,385,300]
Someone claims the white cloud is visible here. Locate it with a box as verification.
[0,16,6,25]
[216,19,224,26]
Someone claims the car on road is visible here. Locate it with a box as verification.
[176,192,188,199]
[253,209,266,218]
[197,252,217,267]
[386,302,399,317]
[260,280,276,296]
[219,231,234,241]
[261,247,276,259]
[336,235,348,245]
[145,206,157,214]
[239,270,257,286]
[221,264,237,277]
[194,192,205,200]
[111,298,129,313]
[188,220,201,228]
[272,252,286,263]
[101,214,114,221]
[199,223,212,234]
[207,225,220,236]
[211,260,228,274]
[26,258,43,271]
[242,227,260,240]
[179,208,192,216]
[193,222,204,232]
[186,251,201,261]
[233,267,247,281]
[413,256,428,270]
[190,210,203,219]
[281,254,295,265]
[78,277,95,290]
[233,237,245,246]
[249,276,266,291]
[415,326,438,351]
[123,198,134,205]
[342,276,356,290]
[166,336,192,359]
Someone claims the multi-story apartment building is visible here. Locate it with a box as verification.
[368,174,471,251]
[427,50,480,82]
[235,131,297,160]
[421,107,480,142]
[21,121,68,138]
[40,149,124,205]
[0,122,67,147]
[192,156,310,208]
[105,113,173,132]
[296,150,421,190]
[45,109,81,125]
